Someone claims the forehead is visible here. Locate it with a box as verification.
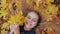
[27,12,39,19]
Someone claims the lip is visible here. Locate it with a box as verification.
[26,22,32,26]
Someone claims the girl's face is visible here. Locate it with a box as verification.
[25,12,39,29]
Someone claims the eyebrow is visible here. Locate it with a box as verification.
[29,15,31,17]
[32,18,38,21]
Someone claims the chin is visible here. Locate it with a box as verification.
[26,26,30,28]
[26,26,33,28]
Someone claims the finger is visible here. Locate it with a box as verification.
[10,25,14,29]
[14,22,18,26]
[9,25,13,32]
[10,25,12,29]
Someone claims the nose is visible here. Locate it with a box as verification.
[29,19,33,23]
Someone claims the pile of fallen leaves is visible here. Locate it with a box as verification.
[0,0,26,34]
[0,0,59,34]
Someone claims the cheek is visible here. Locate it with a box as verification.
[32,22,37,26]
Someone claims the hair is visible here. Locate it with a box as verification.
[26,9,42,28]
[52,0,60,6]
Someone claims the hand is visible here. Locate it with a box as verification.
[10,23,20,34]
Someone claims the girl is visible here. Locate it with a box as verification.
[8,10,41,34]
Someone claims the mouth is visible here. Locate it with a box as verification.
[25,22,32,26]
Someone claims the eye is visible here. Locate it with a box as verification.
[32,19,36,22]
[27,16,31,19]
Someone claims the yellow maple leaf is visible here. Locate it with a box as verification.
[46,0,54,4]
[8,10,27,26]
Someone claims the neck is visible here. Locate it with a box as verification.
[24,26,32,31]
